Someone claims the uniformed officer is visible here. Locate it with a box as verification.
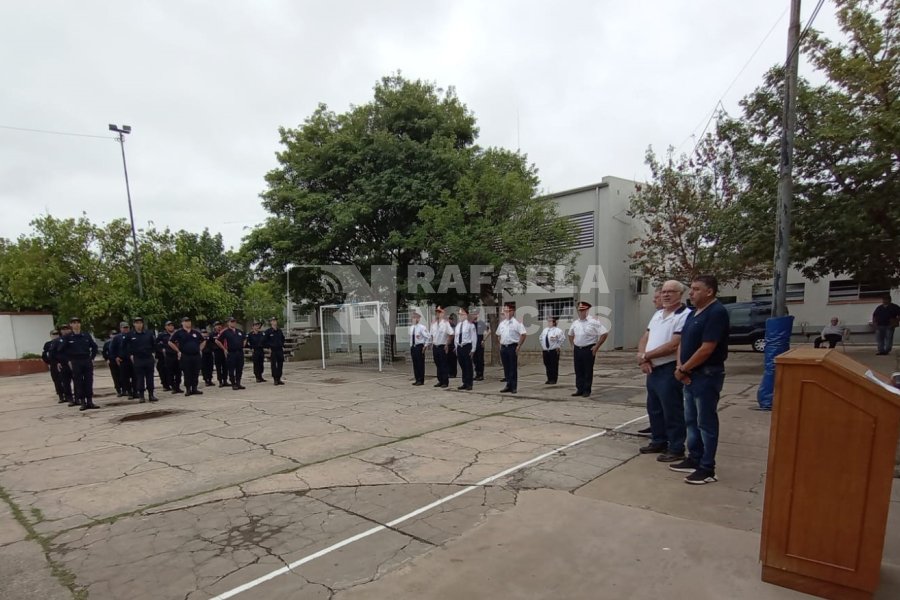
[539,315,564,385]
[447,313,458,379]
[125,317,158,403]
[216,317,246,390]
[495,303,527,394]
[101,330,122,396]
[110,321,134,398]
[169,317,205,396]
[262,317,286,385]
[409,311,429,386]
[454,307,477,390]
[212,321,228,387]
[157,321,183,394]
[567,301,609,398]
[154,325,170,391]
[247,321,266,383]
[201,325,216,386]
[42,329,65,403]
[427,307,453,388]
[470,308,488,381]
[58,317,99,410]
[51,324,76,406]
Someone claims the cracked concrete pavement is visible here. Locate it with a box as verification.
[1,349,898,599]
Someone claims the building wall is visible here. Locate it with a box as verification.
[0,313,55,359]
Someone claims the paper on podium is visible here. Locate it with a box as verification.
[864,369,900,396]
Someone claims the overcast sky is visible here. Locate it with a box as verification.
[0,1,842,250]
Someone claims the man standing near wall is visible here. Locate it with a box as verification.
[539,315,564,385]
[567,301,608,398]
[873,295,900,355]
[671,275,730,485]
[496,303,527,394]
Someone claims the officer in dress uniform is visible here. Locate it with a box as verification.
[539,315,564,385]
[446,313,458,378]
[110,321,134,398]
[263,317,286,385]
[201,324,216,386]
[42,329,65,403]
[51,324,76,406]
[212,321,228,387]
[247,321,267,383]
[101,330,122,396]
[495,303,527,394]
[58,317,99,411]
[454,307,477,390]
[409,311,429,386]
[471,309,487,381]
[168,317,205,396]
[125,316,158,403]
[567,301,609,398]
[427,307,453,388]
[217,317,246,390]
[157,321,183,394]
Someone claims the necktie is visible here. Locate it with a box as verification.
[544,330,550,350]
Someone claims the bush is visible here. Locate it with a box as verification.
[21,352,41,360]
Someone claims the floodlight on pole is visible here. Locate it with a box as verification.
[109,123,144,297]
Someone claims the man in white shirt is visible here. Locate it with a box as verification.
[567,301,609,397]
[495,303,527,393]
[455,307,477,390]
[428,307,453,388]
[539,314,564,384]
[636,280,691,462]
[409,311,429,386]
[813,317,845,348]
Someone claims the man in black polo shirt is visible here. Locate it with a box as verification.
[263,317,286,385]
[110,321,133,398]
[58,317,100,411]
[125,317,158,403]
[217,317,246,390]
[51,324,76,406]
[157,321,183,394]
[42,329,65,403]
[168,317,205,396]
[670,275,729,485]
[247,321,266,383]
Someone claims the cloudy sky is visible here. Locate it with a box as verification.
[1,1,841,250]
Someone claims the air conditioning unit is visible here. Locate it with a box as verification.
[630,275,648,295]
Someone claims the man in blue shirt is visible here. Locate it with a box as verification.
[670,275,729,485]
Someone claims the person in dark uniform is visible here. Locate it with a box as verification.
[157,321,183,394]
[201,325,216,386]
[110,321,134,398]
[58,317,99,411]
[212,321,228,387]
[125,316,158,403]
[263,317,286,385]
[51,324,76,406]
[154,324,170,391]
[42,329,65,403]
[101,329,122,396]
[168,317,205,396]
[217,317,246,390]
[471,308,487,381]
[247,321,266,383]
[447,313,458,378]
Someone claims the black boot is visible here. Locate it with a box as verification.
[148,393,158,403]
[139,393,146,404]
[193,387,203,395]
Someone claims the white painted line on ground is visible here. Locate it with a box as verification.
[208,412,648,600]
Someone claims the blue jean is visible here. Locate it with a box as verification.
[876,326,895,354]
[683,365,725,471]
[646,362,685,454]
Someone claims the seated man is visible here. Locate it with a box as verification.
[814,317,845,348]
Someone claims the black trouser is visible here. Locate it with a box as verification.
[474,335,485,377]
[201,352,214,383]
[270,347,284,382]
[181,353,201,391]
[814,334,842,348]
[70,358,94,405]
[58,364,73,402]
[500,343,518,391]
[108,360,122,393]
[447,347,458,377]
[48,363,63,399]
[410,344,425,384]
[457,343,473,387]
[133,356,155,395]
[432,345,449,385]
[214,350,227,383]
[165,353,182,390]
[227,350,244,384]
[118,359,134,396]
[252,349,265,380]
[573,345,596,395]
[542,349,560,383]
[155,353,169,388]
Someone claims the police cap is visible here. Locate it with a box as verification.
[164,320,173,326]
[227,316,236,322]
[132,316,143,323]
[181,316,192,322]
[119,321,129,328]
[577,301,592,310]
[60,323,72,331]
[213,320,222,326]
[70,317,81,323]
[253,321,262,326]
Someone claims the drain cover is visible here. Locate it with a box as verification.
[116,409,185,423]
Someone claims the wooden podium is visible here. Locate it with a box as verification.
[760,348,900,599]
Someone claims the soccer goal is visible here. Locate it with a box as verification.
[319,301,392,372]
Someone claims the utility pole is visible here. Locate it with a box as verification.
[109,124,144,298]
[773,0,801,317]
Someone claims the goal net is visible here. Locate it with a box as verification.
[319,301,392,371]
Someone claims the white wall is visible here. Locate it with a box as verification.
[0,313,55,359]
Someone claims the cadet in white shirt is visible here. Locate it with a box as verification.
[636,280,691,462]
[428,307,453,388]
[454,307,477,390]
[496,303,527,393]
[539,315,564,384]
[567,301,609,397]
[409,311,429,386]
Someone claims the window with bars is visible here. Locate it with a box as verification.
[537,298,575,321]
[567,212,595,249]
[828,280,888,302]
[353,304,377,319]
[751,283,805,303]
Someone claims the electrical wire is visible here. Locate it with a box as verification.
[0,124,114,140]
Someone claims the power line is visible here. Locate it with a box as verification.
[0,124,113,140]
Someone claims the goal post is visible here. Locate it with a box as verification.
[319,301,391,372]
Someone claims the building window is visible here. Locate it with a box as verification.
[353,304,376,319]
[537,298,575,321]
[828,280,888,303]
[752,283,805,303]
[567,212,595,249]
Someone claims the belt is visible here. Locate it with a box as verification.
[575,344,594,350]
[502,343,518,347]
[412,343,424,348]
[459,343,472,347]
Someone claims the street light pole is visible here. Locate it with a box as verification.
[109,123,144,298]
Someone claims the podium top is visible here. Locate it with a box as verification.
[776,348,900,406]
